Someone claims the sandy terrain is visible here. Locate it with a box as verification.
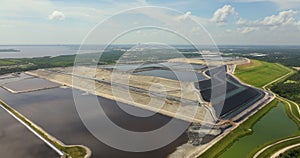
[293,67,300,71]
[168,58,249,66]
[27,66,214,124]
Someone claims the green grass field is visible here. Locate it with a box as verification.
[235,60,290,88]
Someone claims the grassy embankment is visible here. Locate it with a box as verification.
[199,59,292,158]
[0,100,88,158]
[234,60,290,88]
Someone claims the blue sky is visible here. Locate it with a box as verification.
[1,0,300,45]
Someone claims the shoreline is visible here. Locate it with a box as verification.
[1,84,60,94]
[0,99,91,158]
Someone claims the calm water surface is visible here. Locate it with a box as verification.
[0,86,188,158]
[3,78,60,92]
[135,69,206,81]
[219,102,298,158]
[0,45,104,58]
[0,107,58,158]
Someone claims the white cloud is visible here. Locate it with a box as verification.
[177,11,192,21]
[238,27,259,34]
[184,11,192,19]
[211,5,300,44]
[225,29,233,33]
[236,10,300,29]
[48,11,65,20]
[236,18,247,25]
[0,0,54,18]
[1,0,300,45]
[228,0,300,10]
[211,5,237,25]
[261,10,298,26]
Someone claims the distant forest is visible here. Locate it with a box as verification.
[1,45,300,75]
[221,46,300,67]
[0,50,124,75]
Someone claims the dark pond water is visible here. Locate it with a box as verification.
[135,70,206,81]
[103,62,206,72]
[0,86,189,158]
[0,107,58,158]
[3,78,60,92]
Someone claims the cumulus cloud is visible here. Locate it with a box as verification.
[211,5,237,25]
[184,11,192,18]
[236,18,248,25]
[229,9,300,36]
[238,27,259,34]
[237,10,300,29]
[177,11,192,21]
[227,0,300,10]
[261,10,298,26]
[48,11,65,20]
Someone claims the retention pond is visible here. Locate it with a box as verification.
[0,85,188,158]
[218,102,298,158]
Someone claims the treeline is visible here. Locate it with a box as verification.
[247,54,300,67]
[0,50,125,75]
[271,72,300,104]
[0,55,75,75]
[219,46,300,67]
[0,49,204,76]
[279,146,300,158]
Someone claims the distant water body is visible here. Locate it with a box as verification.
[0,45,105,59]
[0,44,219,59]
[1,45,300,59]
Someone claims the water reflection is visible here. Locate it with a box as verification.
[0,87,188,158]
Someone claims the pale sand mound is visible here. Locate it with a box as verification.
[27,66,215,124]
